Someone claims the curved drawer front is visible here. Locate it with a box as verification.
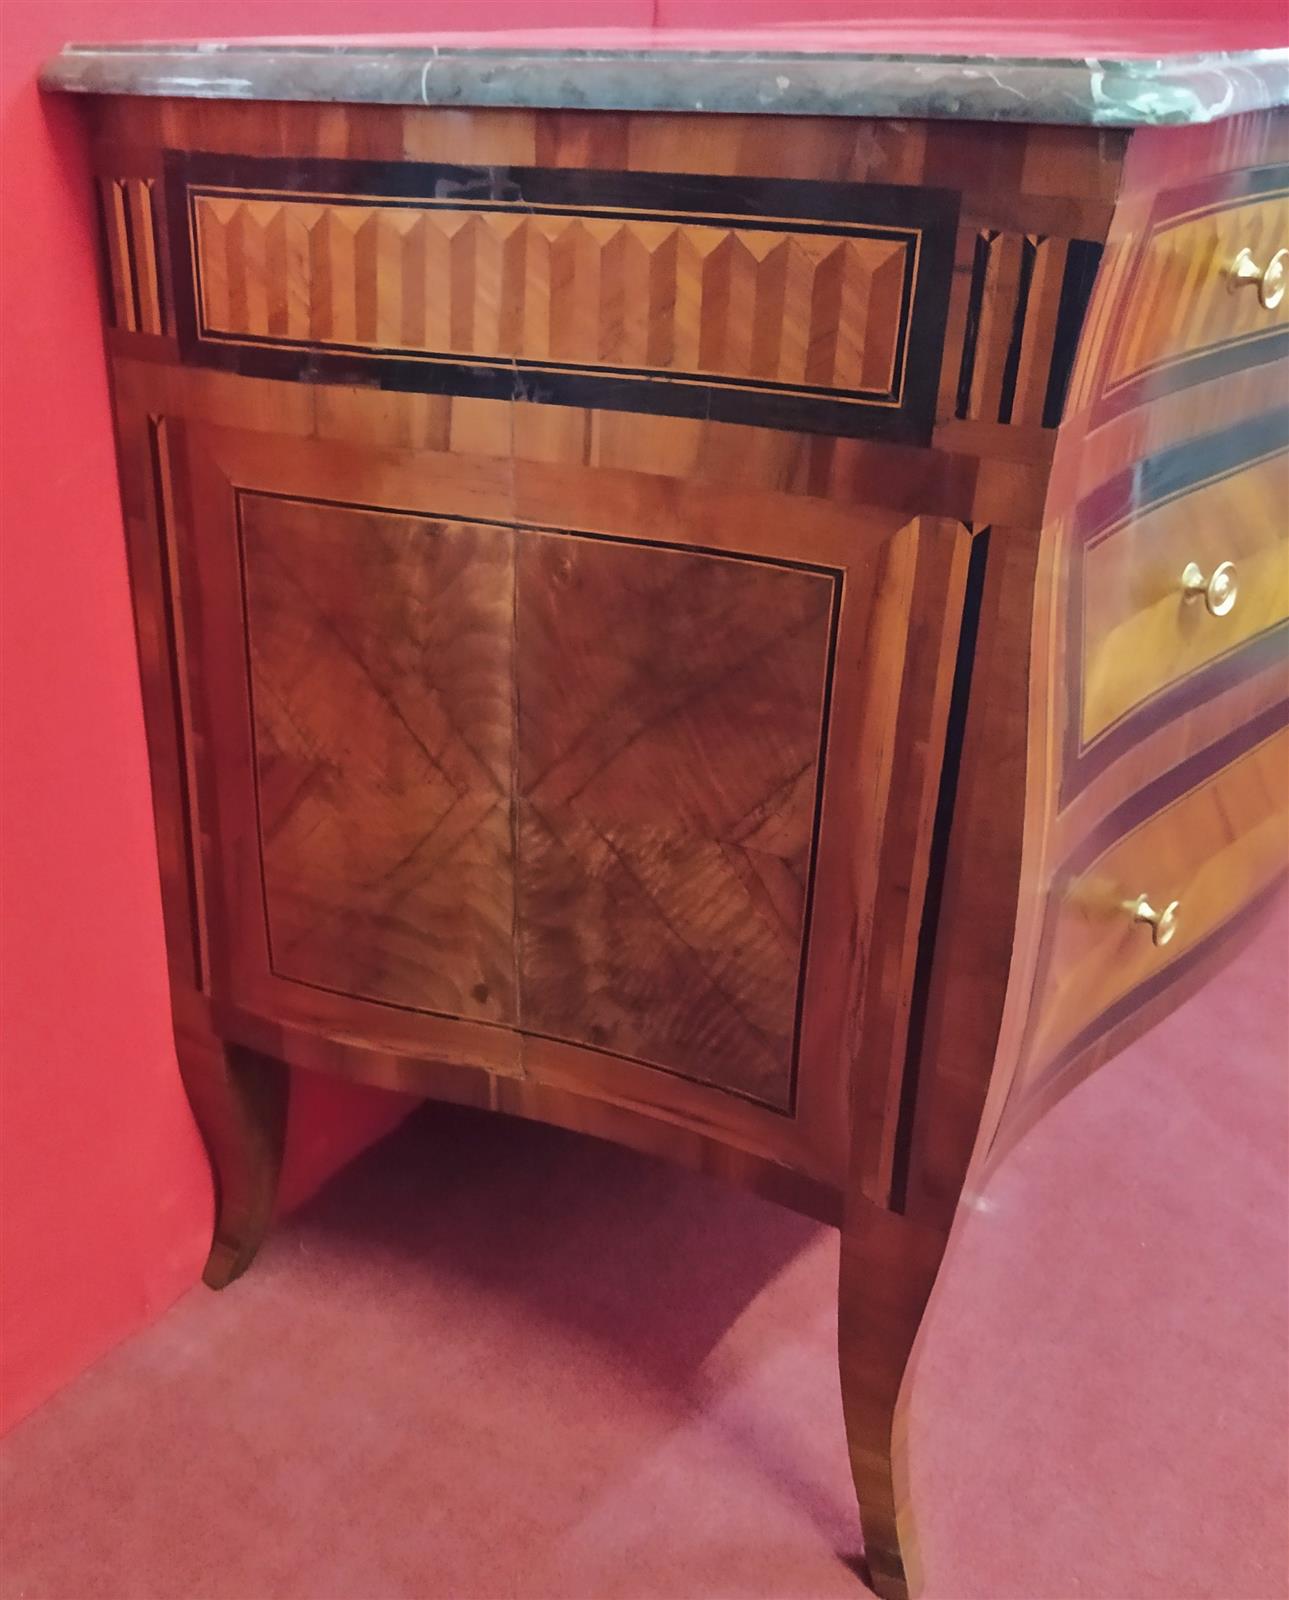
[1079,442,1289,749]
[1103,180,1289,400]
[1029,718,1289,1078]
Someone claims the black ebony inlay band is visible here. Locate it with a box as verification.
[164,150,959,442]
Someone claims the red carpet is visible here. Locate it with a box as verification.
[1,897,1286,1600]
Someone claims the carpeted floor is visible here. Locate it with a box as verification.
[2,897,1286,1600]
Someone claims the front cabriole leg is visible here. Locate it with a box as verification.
[174,1014,288,1288]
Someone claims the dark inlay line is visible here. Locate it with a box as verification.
[146,416,204,989]
[192,181,920,246]
[889,527,991,1215]
[179,337,932,444]
[179,148,959,234]
[189,325,906,407]
[147,179,169,336]
[997,234,1038,426]
[1063,695,1289,880]
[954,230,994,421]
[1074,405,1289,542]
[117,178,144,334]
[1091,322,1289,427]
[233,490,281,981]
[91,177,117,330]
[238,487,846,579]
[1065,624,1288,804]
[1042,237,1102,430]
[787,564,846,1121]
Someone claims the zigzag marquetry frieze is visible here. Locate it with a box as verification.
[191,194,913,399]
[163,152,959,440]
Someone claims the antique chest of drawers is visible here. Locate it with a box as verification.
[43,33,1289,1598]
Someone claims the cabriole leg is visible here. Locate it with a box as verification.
[174,1020,288,1289]
[838,1200,948,1600]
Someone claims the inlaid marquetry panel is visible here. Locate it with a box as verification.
[234,489,837,1109]
[1024,718,1289,1085]
[1103,180,1289,394]
[240,493,518,1025]
[1063,407,1289,796]
[192,194,911,395]
[517,532,837,1110]
[164,151,957,440]
[97,175,165,334]
[953,231,1101,428]
[1079,444,1289,747]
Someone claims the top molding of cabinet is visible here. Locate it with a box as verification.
[39,29,1289,128]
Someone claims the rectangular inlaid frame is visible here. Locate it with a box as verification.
[998,700,1289,1159]
[1061,406,1289,801]
[163,149,959,443]
[1084,163,1289,427]
[169,419,942,1186]
[232,485,844,1117]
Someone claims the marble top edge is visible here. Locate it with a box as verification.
[40,37,1289,128]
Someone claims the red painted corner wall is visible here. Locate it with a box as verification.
[1,0,1283,1438]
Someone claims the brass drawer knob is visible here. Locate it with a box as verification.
[1128,893,1180,948]
[1181,558,1238,617]
[1228,246,1287,311]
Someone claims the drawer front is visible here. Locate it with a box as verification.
[159,150,958,443]
[1079,441,1289,748]
[1103,180,1289,398]
[1029,718,1289,1076]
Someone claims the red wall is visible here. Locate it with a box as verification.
[1,0,1282,1438]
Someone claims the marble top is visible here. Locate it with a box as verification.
[40,29,1289,128]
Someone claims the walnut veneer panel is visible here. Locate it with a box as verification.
[223,470,838,1111]
[517,532,834,1108]
[242,495,518,1026]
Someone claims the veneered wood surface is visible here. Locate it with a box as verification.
[76,87,1289,1600]
[243,486,837,1107]
[1028,724,1289,1074]
[242,495,518,1026]
[1103,185,1289,392]
[1079,447,1288,745]
[169,411,929,1178]
[980,112,1289,1179]
[517,531,834,1107]
[190,190,913,397]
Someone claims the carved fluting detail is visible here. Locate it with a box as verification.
[190,194,913,398]
[98,176,165,334]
